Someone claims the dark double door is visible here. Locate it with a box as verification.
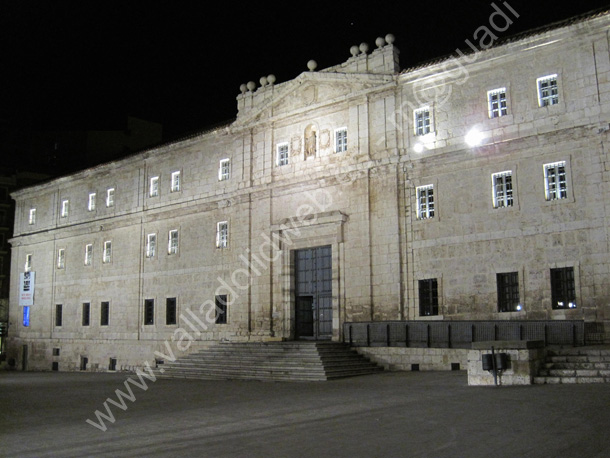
[294,245,332,340]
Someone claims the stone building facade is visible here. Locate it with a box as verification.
[7,9,610,371]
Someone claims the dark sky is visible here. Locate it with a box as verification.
[2,0,610,141]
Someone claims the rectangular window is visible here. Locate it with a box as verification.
[215,295,227,324]
[414,107,431,136]
[28,208,36,225]
[492,171,513,208]
[168,230,178,255]
[57,249,65,269]
[82,302,91,326]
[88,192,96,211]
[544,161,567,201]
[488,88,508,118]
[103,241,112,263]
[497,272,520,312]
[144,299,155,325]
[166,297,177,325]
[171,171,181,192]
[100,301,110,326]
[551,267,576,309]
[55,304,63,327]
[537,74,559,107]
[335,128,348,153]
[219,159,230,181]
[106,188,115,207]
[277,143,289,166]
[216,221,228,248]
[85,244,93,266]
[25,254,32,272]
[149,176,159,197]
[61,199,69,218]
[146,233,156,258]
[418,279,438,316]
[416,185,435,219]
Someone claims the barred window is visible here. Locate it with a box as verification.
[488,88,508,118]
[544,161,567,201]
[166,297,177,325]
[277,143,289,166]
[551,267,576,309]
[82,303,90,326]
[418,279,438,316]
[144,299,154,325]
[414,107,431,136]
[215,295,227,324]
[100,301,110,326]
[416,185,435,219]
[537,74,559,107]
[335,128,348,153]
[55,304,63,327]
[497,272,520,312]
[492,171,513,208]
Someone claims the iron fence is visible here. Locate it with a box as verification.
[343,320,586,348]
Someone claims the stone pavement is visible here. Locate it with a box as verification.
[1,370,609,458]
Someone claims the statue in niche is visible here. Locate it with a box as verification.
[304,125,317,159]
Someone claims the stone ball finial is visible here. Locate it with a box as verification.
[239,84,247,94]
[267,74,276,85]
[259,76,268,87]
[359,42,369,54]
[375,37,386,48]
[385,33,395,45]
[246,81,256,92]
[350,45,359,57]
[307,60,317,71]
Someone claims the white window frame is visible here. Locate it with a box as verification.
[492,171,513,208]
[216,221,228,248]
[416,184,435,220]
[61,199,69,218]
[103,241,112,264]
[537,74,559,107]
[487,88,508,118]
[276,143,289,166]
[149,176,159,197]
[414,107,432,136]
[85,244,93,266]
[88,192,96,212]
[544,161,568,201]
[28,208,36,225]
[25,254,32,272]
[57,249,65,269]
[171,171,181,192]
[146,233,157,258]
[335,128,348,153]
[219,159,231,181]
[168,230,178,255]
[106,188,115,207]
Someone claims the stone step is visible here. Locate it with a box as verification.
[161,360,378,372]
[545,362,610,370]
[533,376,610,384]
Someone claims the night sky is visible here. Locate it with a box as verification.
[2,0,610,147]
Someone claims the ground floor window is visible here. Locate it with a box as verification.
[166,297,177,325]
[215,295,227,324]
[497,272,520,312]
[418,279,438,316]
[551,267,576,309]
[144,299,155,325]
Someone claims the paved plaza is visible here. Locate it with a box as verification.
[1,370,609,457]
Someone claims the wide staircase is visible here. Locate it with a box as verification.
[155,341,383,382]
[534,346,610,384]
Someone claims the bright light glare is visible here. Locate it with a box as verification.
[413,142,424,153]
[465,127,484,147]
[516,304,522,311]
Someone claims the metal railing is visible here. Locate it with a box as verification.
[343,320,586,348]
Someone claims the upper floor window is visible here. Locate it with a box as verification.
[537,74,559,107]
[57,249,65,269]
[146,233,156,258]
[335,128,348,153]
[416,185,435,219]
[219,159,231,181]
[544,161,567,201]
[106,188,115,207]
[168,230,178,255]
[488,88,507,118]
[28,208,36,225]
[88,192,96,212]
[216,221,228,248]
[100,301,110,326]
[414,107,432,136]
[61,199,69,218]
[492,171,513,208]
[85,244,93,266]
[277,143,289,166]
[149,176,159,197]
[171,171,181,192]
[25,254,32,272]
[103,241,112,263]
